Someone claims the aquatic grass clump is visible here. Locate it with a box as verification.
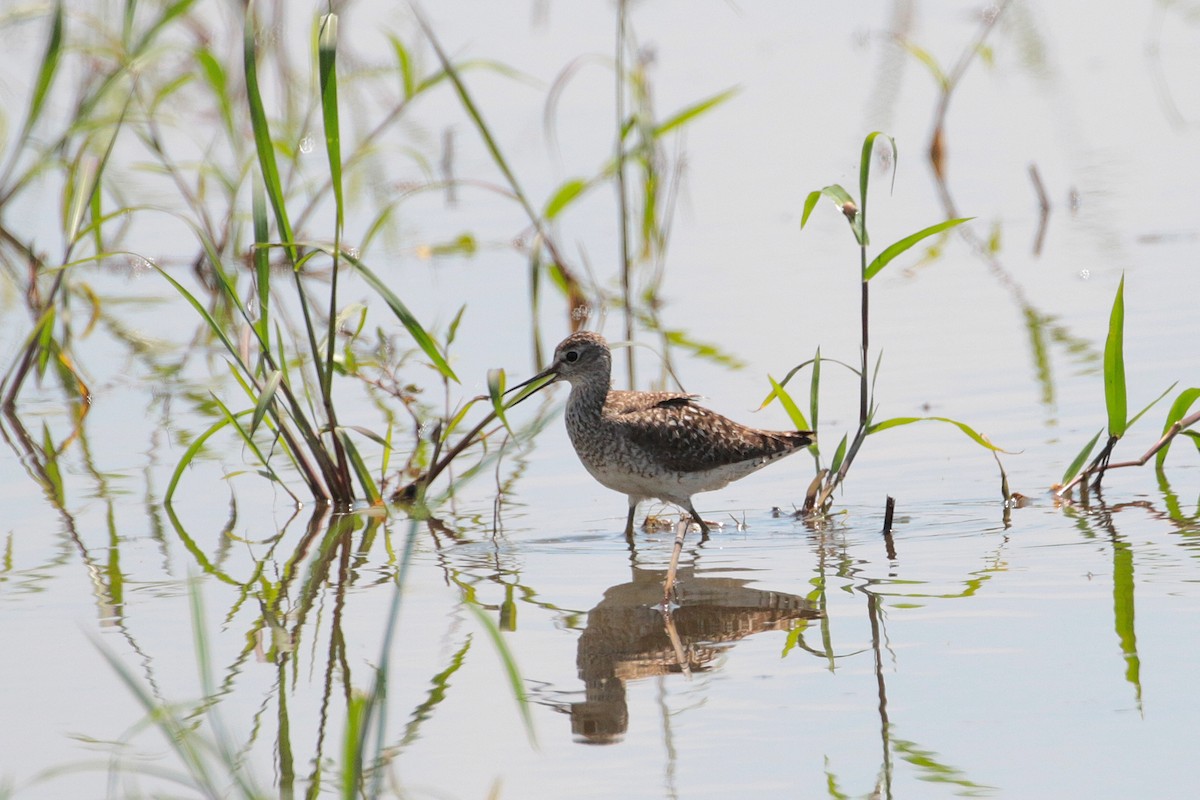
[1057,275,1198,497]
[766,132,1003,515]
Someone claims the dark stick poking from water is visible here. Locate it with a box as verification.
[882,495,897,560]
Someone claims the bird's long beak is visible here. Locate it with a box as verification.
[503,362,560,408]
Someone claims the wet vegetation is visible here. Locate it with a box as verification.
[1,1,1198,798]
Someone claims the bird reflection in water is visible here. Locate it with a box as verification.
[568,557,820,744]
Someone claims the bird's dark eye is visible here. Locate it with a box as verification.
[564,350,579,363]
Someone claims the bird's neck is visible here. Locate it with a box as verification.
[565,376,610,423]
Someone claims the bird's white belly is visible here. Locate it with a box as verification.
[582,458,752,505]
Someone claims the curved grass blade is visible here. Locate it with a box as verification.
[461,599,536,746]
[165,415,235,504]
[652,87,737,137]
[853,131,896,246]
[801,184,856,237]
[2,0,64,188]
[767,376,810,432]
[828,433,849,476]
[339,249,458,382]
[249,370,282,436]
[867,415,1011,452]
[1062,428,1103,486]
[1127,382,1176,430]
[863,217,973,281]
[487,368,514,437]
[1104,275,1127,438]
[543,177,590,220]
[337,428,380,503]
[1156,387,1200,469]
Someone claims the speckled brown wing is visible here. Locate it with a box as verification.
[609,392,812,472]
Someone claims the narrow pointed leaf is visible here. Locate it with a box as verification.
[1156,387,1200,469]
[652,87,738,137]
[1062,429,1103,486]
[250,370,282,436]
[864,217,973,280]
[1104,275,1127,437]
[543,177,589,220]
[341,251,458,382]
[866,415,1011,452]
[767,375,810,432]
[487,368,513,437]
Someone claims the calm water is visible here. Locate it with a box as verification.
[2,1,1199,798]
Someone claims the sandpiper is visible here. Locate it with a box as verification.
[511,331,813,600]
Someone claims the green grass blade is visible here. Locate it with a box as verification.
[1104,275,1127,437]
[64,156,99,245]
[461,600,536,747]
[1127,382,1175,430]
[1062,429,1103,486]
[487,368,515,437]
[249,370,282,436]
[828,433,849,475]
[150,263,244,369]
[165,415,234,505]
[244,2,297,264]
[857,131,895,245]
[195,47,235,137]
[1156,387,1200,469]
[767,376,810,431]
[388,34,416,99]
[18,1,64,150]
[253,179,270,345]
[340,250,458,382]
[801,184,857,238]
[867,415,1010,452]
[318,14,343,232]
[337,429,380,503]
[652,87,738,137]
[863,217,973,281]
[543,177,589,220]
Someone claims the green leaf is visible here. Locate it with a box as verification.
[800,184,860,242]
[318,14,343,233]
[1155,387,1200,469]
[249,370,282,436]
[1104,275,1127,438]
[337,428,380,503]
[1127,382,1176,431]
[16,0,64,150]
[1062,429,1103,486]
[652,87,738,137]
[864,217,973,281]
[900,41,948,89]
[462,600,536,745]
[767,376,811,432]
[388,34,416,99]
[165,415,234,505]
[828,433,849,475]
[487,368,513,437]
[244,3,297,264]
[866,415,1010,452]
[543,177,589,220]
[857,131,896,243]
[340,250,458,382]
